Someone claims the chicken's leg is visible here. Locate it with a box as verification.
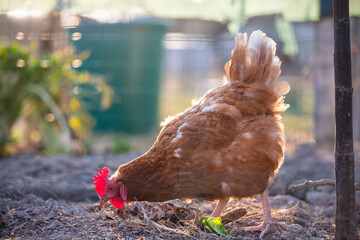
[240,189,272,238]
[209,197,229,218]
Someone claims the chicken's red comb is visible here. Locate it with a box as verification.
[93,167,109,198]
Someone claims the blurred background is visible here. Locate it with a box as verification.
[1,0,360,156]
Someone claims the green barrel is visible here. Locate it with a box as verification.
[69,20,166,133]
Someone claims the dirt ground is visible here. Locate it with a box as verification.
[0,143,359,240]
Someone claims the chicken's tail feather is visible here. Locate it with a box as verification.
[224,30,281,89]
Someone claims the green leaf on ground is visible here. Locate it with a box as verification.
[199,216,228,236]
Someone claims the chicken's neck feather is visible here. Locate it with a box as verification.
[116,149,177,202]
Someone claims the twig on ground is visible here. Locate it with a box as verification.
[101,208,117,220]
[10,230,33,239]
[137,202,196,239]
[222,207,247,224]
[10,223,26,236]
[289,178,360,192]
[293,216,309,226]
[276,201,300,215]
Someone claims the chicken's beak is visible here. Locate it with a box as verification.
[100,198,108,208]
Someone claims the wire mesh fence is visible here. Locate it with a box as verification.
[1,7,360,154]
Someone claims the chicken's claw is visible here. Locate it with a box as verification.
[240,189,273,238]
[240,221,272,239]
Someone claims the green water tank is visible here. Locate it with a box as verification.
[69,19,166,133]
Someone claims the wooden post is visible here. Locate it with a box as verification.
[333,0,358,239]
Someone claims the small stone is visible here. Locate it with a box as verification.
[287,223,303,233]
[45,198,58,207]
[46,211,59,220]
[277,221,287,228]
[322,205,335,218]
[234,237,254,240]
[306,191,334,206]
[314,206,322,212]
[270,195,299,209]
[312,221,333,232]
[308,230,321,238]
[280,233,294,240]
[13,211,30,220]
[293,207,312,221]
[34,219,43,225]
[46,219,61,230]
[27,194,45,205]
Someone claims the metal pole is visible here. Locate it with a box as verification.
[333,0,358,239]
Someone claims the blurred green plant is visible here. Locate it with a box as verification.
[111,134,131,154]
[0,44,113,156]
[282,86,313,135]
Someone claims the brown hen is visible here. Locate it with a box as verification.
[94,30,288,238]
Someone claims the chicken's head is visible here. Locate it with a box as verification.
[93,167,127,209]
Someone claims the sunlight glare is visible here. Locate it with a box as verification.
[7,9,45,19]
[16,59,25,68]
[72,59,83,68]
[45,113,55,122]
[71,32,82,41]
[15,32,24,40]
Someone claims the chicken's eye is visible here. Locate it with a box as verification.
[109,186,113,191]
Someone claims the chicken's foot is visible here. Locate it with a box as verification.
[240,189,272,238]
[209,197,229,218]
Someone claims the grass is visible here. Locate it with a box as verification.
[111,134,131,154]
